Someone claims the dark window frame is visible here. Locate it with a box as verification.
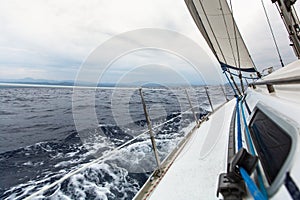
[247,102,298,196]
[249,110,292,184]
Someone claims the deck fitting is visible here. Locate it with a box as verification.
[267,84,275,93]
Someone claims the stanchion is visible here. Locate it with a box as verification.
[220,85,229,102]
[184,89,199,124]
[204,86,214,112]
[139,88,161,174]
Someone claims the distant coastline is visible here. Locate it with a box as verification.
[0,77,206,88]
[0,77,117,88]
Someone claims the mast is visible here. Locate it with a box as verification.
[272,0,300,58]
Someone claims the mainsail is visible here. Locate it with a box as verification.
[185,0,258,73]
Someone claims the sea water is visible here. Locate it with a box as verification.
[0,85,230,199]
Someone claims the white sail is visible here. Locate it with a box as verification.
[185,0,257,73]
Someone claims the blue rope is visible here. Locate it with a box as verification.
[240,168,267,200]
[240,101,268,199]
[224,70,238,96]
[256,167,268,199]
[236,97,242,150]
[240,100,255,154]
[236,98,268,199]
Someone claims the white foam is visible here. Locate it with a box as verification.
[4,118,197,200]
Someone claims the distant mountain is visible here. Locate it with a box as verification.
[113,81,204,88]
[0,77,75,86]
[0,78,205,87]
[0,77,71,83]
[0,78,120,87]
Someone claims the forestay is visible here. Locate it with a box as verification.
[185,0,258,73]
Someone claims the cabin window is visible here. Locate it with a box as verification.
[249,110,292,184]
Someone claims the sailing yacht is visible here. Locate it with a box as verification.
[16,0,300,199]
[134,0,300,199]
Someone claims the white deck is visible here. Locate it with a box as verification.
[140,61,300,199]
[147,100,236,200]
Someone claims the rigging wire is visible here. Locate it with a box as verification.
[228,69,242,96]
[219,0,245,94]
[223,70,238,97]
[260,0,284,67]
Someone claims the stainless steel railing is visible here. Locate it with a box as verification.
[250,76,300,93]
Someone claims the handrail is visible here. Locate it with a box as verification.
[250,76,300,93]
[250,76,300,86]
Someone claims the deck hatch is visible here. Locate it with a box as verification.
[248,102,298,196]
[249,110,292,184]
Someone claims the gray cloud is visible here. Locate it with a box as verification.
[0,0,299,81]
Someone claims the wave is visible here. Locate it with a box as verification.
[0,110,201,200]
[0,86,229,199]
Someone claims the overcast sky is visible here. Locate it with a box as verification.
[0,0,299,84]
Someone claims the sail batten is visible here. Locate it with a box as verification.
[185,0,257,73]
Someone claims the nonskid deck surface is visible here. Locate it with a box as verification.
[147,100,236,200]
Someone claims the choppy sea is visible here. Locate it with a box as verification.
[0,85,231,199]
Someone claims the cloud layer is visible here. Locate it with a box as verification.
[0,0,299,82]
